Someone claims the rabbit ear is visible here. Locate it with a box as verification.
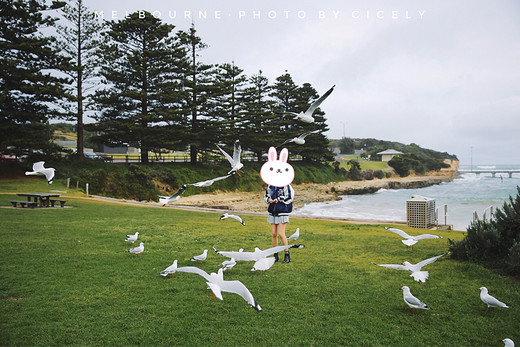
[279,148,289,163]
[268,147,277,162]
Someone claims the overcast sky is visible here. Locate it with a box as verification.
[82,0,520,165]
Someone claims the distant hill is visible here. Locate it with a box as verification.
[329,137,458,161]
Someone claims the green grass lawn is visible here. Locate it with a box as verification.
[338,157,389,172]
[0,179,519,346]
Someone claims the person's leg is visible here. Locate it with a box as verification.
[271,224,278,247]
[271,223,279,262]
[277,222,291,263]
[277,223,288,250]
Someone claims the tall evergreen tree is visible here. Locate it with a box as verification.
[92,11,185,163]
[56,0,104,160]
[241,70,275,161]
[0,0,68,156]
[211,61,247,145]
[269,71,300,147]
[176,23,214,164]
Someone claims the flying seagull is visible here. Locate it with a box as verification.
[127,242,144,256]
[159,259,178,277]
[478,287,509,312]
[371,253,447,284]
[191,249,208,264]
[125,232,139,244]
[158,184,187,206]
[188,174,233,188]
[175,266,261,311]
[213,244,304,271]
[219,213,245,226]
[287,228,300,240]
[280,85,335,123]
[25,161,55,184]
[501,338,515,347]
[384,227,443,249]
[401,286,431,313]
[277,130,320,147]
[216,140,244,176]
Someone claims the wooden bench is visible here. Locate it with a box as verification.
[10,200,38,208]
[49,199,67,207]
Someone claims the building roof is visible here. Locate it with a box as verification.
[377,149,403,155]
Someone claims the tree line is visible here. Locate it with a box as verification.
[1,0,334,164]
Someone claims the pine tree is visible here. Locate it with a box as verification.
[211,61,248,146]
[56,0,104,160]
[92,11,185,163]
[241,70,275,161]
[0,0,68,156]
[176,23,214,164]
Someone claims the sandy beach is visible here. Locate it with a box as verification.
[174,170,458,213]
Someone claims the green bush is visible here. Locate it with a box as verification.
[373,170,384,179]
[449,186,520,275]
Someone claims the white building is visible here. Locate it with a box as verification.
[377,149,403,162]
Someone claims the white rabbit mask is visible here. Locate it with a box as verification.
[260,147,295,187]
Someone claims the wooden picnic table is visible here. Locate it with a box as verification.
[17,193,61,208]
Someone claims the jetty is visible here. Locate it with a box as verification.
[458,169,520,178]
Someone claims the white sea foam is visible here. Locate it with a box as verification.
[294,165,520,231]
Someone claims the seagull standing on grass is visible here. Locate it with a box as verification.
[220,258,236,271]
[175,265,261,311]
[280,85,335,123]
[159,260,178,277]
[213,244,304,271]
[371,253,447,284]
[384,227,443,249]
[188,174,233,188]
[216,140,244,176]
[219,213,245,226]
[191,249,208,264]
[127,242,144,256]
[401,286,431,313]
[478,287,509,312]
[159,184,187,206]
[287,228,300,240]
[25,161,55,184]
[125,232,139,244]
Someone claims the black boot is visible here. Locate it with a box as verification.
[283,251,291,263]
[273,253,279,262]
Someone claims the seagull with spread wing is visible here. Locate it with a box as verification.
[219,213,245,226]
[280,85,335,123]
[213,244,304,271]
[371,253,447,284]
[277,130,320,147]
[158,184,187,206]
[175,265,262,311]
[216,140,243,176]
[25,161,55,184]
[188,174,233,188]
[384,227,443,249]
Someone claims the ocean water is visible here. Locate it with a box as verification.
[293,165,520,231]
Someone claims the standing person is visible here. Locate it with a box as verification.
[265,184,295,263]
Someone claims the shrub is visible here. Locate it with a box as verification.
[373,170,384,179]
[449,186,520,275]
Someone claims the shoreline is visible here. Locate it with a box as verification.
[174,170,458,213]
